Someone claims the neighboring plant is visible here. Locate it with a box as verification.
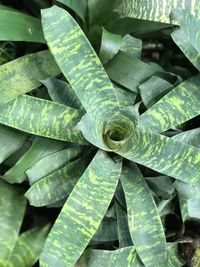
[0,0,200,266]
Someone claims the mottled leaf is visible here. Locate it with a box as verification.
[0,95,86,144]
[120,162,167,266]
[0,180,26,265]
[0,50,60,105]
[40,150,122,267]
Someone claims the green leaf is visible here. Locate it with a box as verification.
[171,29,200,71]
[119,0,200,24]
[86,247,143,267]
[139,74,200,133]
[172,129,200,221]
[88,0,118,26]
[115,200,133,248]
[42,77,82,109]
[139,76,174,108]
[57,0,87,22]
[105,51,164,93]
[0,180,27,265]
[7,225,50,267]
[26,145,83,185]
[0,9,45,43]
[3,137,65,184]
[42,6,120,119]
[146,176,175,200]
[25,156,88,206]
[0,125,27,164]
[171,8,200,52]
[120,34,142,59]
[120,162,167,266]
[0,94,86,144]
[0,50,60,105]
[92,217,118,244]
[99,28,122,65]
[40,150,122,267]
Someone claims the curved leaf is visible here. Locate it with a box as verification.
[7,225,49,267]
[0,50,60,105]
[119,0,200,24]
[26,145,83,185]
[0,95,86,144]
[57,0,87,22]
[100,28,122,65]
[42,6,120,119]
[42,77,82,109]
[3,137,65,184]
[105,51,164,93]
[139,74,200,133]
[120,162,167,266]
[0,180,27,265]
[0,125,27,164]
[40,150,122,267]
[0,9,45,43]
[87,247,143,267]
[25,157,88,206]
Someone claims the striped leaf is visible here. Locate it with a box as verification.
[7,225,49,267]
[25,157,88,206]
[119,0,200,24]
[40,150,122,267]
[3,137,65,184]
[120,162,167,266]
[0,180,27,266]
[0,94,86,144]
[171,29,200,71]
[139,74,200,133]
[0,125,27,164]
[0,50,60,105]
[26,145,83,185]
[101,112,200,184]
[139,76,174,108]
[87,247,143,267]
[0,9,45,43]
[121,34,142,59]
[171,8,200,71]
[42,6,120,119]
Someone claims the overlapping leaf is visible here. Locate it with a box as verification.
[139,74,200,132]
[3,137,65,184]
[40,150,122,267]
[120,162,167,266]
[0,95,85,144]
[0,9,45,43]
[0,125,27,164]
[42,6,120,120]
[0,50,60,105]
[0,180,27,266]
[118,0,200,23]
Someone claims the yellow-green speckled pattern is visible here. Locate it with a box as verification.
[139,74,200,133]
[7,226,49,267]
[40,150,122,267]
[0,50,60,105]
[0,180,26,267]
[121,163,167,266]
[0,94,86,144]
[120,0,200,24]
[42,6,120,119]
